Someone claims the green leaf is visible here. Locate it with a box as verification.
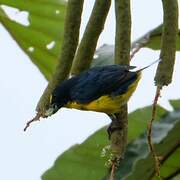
[0,0,66,80]
[41,104,169,180]
[113,108,180,179]
[123,121,180,180]
[91,44,114,67]
[132,25,180,51]
[169,99,180,110]
[127,105,167,142]
[42,127,109,180]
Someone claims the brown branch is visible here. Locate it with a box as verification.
[149,142,180,179]
[24,113,42,131]
[109,161,116,180]
[147,87,161,178]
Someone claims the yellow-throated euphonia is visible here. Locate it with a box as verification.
[45,62,154,117]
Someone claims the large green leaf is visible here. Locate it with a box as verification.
[113,105,180,179]
[42,126,109,180]
[41,101,175,180]
[0,0,66,80]
[122,121,180,180]
[112,99,180,180]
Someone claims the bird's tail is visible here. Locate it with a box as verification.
[136,58,161,73]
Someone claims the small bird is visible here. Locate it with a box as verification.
[45,60,159,117]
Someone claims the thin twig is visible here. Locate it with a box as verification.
[24,113,42,131]
[147,87,161,178]
[130,42,146,60]
[149,142,180,179]
[109,161,116,180]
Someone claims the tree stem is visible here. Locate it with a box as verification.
[71,0,111,75]
[114,0,131,65]
[154,0,178,87]
[110,0,131,166]
[36,0,84,115]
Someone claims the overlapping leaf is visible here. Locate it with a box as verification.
[41,100,180,180]
[0,0,66,80]
[121,122,180,180]
[113,100,180,179]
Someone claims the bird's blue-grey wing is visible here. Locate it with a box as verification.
[70,65,137,103]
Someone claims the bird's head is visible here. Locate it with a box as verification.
[44,76,77,117]
[44,94,61,117]
[44,91,69,117]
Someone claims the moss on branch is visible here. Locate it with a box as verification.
[114,0,131,65]
[154,0,178,87]
[110,106,128,158]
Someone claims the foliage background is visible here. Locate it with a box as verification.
[0,0,179,180]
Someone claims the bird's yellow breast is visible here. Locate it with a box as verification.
[66,73,141,114]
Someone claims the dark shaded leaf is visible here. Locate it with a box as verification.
[123,121,180,180]
[114,109,180,180]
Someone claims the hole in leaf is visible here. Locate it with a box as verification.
[28,47,34,52]
[1,5,30,26]
[55,10,60,15]
[93,54,99,59]
[46,41,55,50]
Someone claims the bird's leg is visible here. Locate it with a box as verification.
[107,114,123,139]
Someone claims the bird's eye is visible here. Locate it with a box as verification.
[53,104,58,109]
